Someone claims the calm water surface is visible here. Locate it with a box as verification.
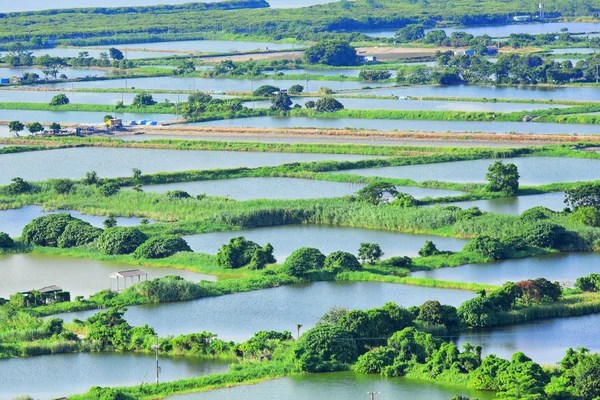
[0,253,215,298]
[84,40,301,52]
[54,281,476,340]
[0,67,110,79]
[185,116,600,135]
[138,178,464,200]
[456,313,600,364]
[0,147,378,184]
[0,352,228,400]
[0,90,181,105]
[184,225,468,260]
[334,157,600,185]
[0,205,147,237]
[167,371,495,400]
[436,192,566,215]
[411,252,600,285]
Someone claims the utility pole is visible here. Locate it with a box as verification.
[151,337,161,385]
[296,324,303,340]
[367,392,380,400]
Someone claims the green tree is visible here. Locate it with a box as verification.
[132,168,142,180]
[294,325,358,372]
[358,242,383,264]
[523,222,566,249]
[100,182,120,197]
[270,93,293,111]
[283,247,325,276]
[188,92,213,104]
[565,183,600,209]
[49,122,61,133]
[485,161,520,195]
[5,177,31,195]
[572,206,600,227]
[418,240,441,257]
[132,93,156,106]
[216,237,275,269]
[253,85,280,96]
[305,100,315,109]
[392,192,417,207]
[108,47,124,60]
[464,235,508,260]
[303,40,357,66]
[50,178,73,195]
[21,214,75,247]
[457,296,499,328]
[288,84,304,94]
[395,25,425,42]
[103,217,117,229]
[84,171,98,185]
[57,220,103,248]
[8,121,24,136]
[315,97,344,112]
[27,122,44,134]
[0,232,15,248]
[95,227,148,255]
[323,251,362,274]
[573,354,600,399]
[356,182,398,205]
[49,94,70,106]
[133,235,192,259]
[358,69,392,81]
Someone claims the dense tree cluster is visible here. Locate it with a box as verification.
[216,236,276,270]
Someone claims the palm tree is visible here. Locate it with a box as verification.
[8,120,24,137]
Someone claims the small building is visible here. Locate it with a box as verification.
[486,46,499,55]
[21,285,66,305]
[109,269,148,292]
[513,15,532,22]
[108,118,122,129]
[454,49,476,56]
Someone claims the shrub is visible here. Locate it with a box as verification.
[305,100,316,109]
[355,346,397,374]
[49,94,70,106]
[83,171,98,185]
[523,222,566,249]
[216,237,275,269]
[21,214,76,247]
[457,296,499,328]
[288,84,304,94]
[576,273,600,292]
[303,40,357,66]
[572,206,600,227]
[95,227,148,255]
[132,93,156,106]
[315,97,344,112]
[392,192,417,208]
[485,161,519,196]
[4,177,31,195]
[324,251,362,273]
[358,242,383,264]
[133,235,192,259]
[294,325,358,372]
[253,85,280,96]
[380,256,412,268]
[565,182,600,209]
[418,240,440,257]
[99,182,120,197]
[284,247,325,276]
[356,182,398,205]
[464,235,508,260]
[456,207,483,221]
[57,220,103,248]
[500,235,527,251]
[50,179,74,195]
[0,232,14,248]
[518,206,553,223]
[165,190,191,199]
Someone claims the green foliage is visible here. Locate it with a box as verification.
[392,192,417,208]
[287,84,303,94]
[323,251,361,274]
[284,247,325,276]
[253,85,280,97]
[523,222,566,249]
[49,122,61,133]
[270,93,293,112]
[4,177,31,195]
[358,69,392,82]
[565,182,600,209]
[572,206,600,227]
[294,324,357,372]
[83,171,98,185]
[315,97,344,112]
[56,220,103,249]
[50,178,74,195]
[418,240,441,257]
[49,94,70,106]
[27,122,44,134]
[416,300,460,332]
[216,236,275,269]
[456,206,483,221]
[303,40,357,66]
[356,181,398,205]
[132,93,156,106]
[485,161,520,196]
[165,190,191,199]
[8,120,24,135]
[464,234,508,260]
[358,242,383,264]
[395,24,425,41]
[103,217,117,229]
[0,232,14,248]
[95,227,148,255]
[457,296,499,328]
[99,182,120,197]
[304,100,315,109]
[355,346,397,374]
[518,206,552,224]
[380,256,412,268]
[575,273,600,292]
[21,213,76,247]
[133,235,192,259]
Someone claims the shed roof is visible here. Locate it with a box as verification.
[109,269,147,278]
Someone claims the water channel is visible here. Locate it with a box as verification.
[434,192,566,215]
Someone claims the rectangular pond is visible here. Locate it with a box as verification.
[0,253,215,298]
[84,39,302,53]
[183,116,600,135]
[332,157,600,185]
[0,67,111,79]
[184,224,469,261]
[0,205,147,238]
[0,147,379,184]
[0,352,228,400]
[411,252,600,286]
[0,89,182,105]
[0,109,174,124]
[166,371,495,400]
[136,178,465,201]
[53,281,476,341]
[433,192,566,215]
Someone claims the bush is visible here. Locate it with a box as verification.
[518,206,552,223]
[356,182,398,205]
[392,192,417,207]
[284,247,325,276]
[50,94,70,106]
[100,182,120,197]
[165,190,191,199]
[253,85,280,96]
[288,84,304,94]
[355,346,397,374]
[216,237,275,269]
[132,93,156,106]
[305,100,315,109]
[50,179,74,195]
[358,242,383,264]
[457,296,499,328]
[95,227,148,255]
[500,235,527,251]
[133,235,192,259]
[324,251,362,274]
[485,161,519,196]
[57,220,103,248]
[565,182,600,209]
[294,325,358,372]
[4,177,31,195]
[523,222,566,249]
[315,97,344,112]
[381,256,412,268]
[456,207,483,221]
[575,273,600,292]
[21,214,76,247]
[464,235,508,260]
[303,40,357,66]
[418,240,440,257]
[0,232,14,248]
[572,206,600,227]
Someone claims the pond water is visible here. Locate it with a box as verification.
[48,76,393,92]
[54,281,476,341]
[167,371,495,400]
[332,157,600,185]
[353,84,600,101]
[366,21,600,38]
[456,313,600,364]
[27,47,188,60]
[434,192,566,215]
[0,89,182,105]
[0,352,228,400]
[551,48,599,54]
[184,225,469,261]
[0,147,378,184]
[411,252,600,286]
[0,109,174,124]
[246,97,567,112]
[0,253,215,298]
[0,67,110,80]
[267,68,364,77]
[137,178,464,201]
[0,205,148,237]
[184,116,600,135]
[84,40,301,53]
